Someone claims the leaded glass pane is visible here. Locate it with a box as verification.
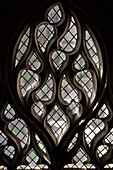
[15,28,30,66]
[47,4,63,24]
[84,118,105,146]
[0,1,106,170]
[8,118,29,148]
[59,17,78,52]
[0,130,8,146]
[35,23,55,52]
[4,146,15,159]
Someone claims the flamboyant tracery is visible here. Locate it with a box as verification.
[0,2,112,170]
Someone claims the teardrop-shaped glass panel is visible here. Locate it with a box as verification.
[35,23,55,52]
[84,118,105,147]
[59,17,79,53]
[15,28,30,66]
[47,3,63,24]
[18,69,40,97]
[8,118,29,148]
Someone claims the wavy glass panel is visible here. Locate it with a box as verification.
[27,52,41,71]
[0,130,8,146]
[35,23,55,52]
[104,128,113,144]
[51,50,67,70]
[46,105,69,144]
[35,74,53,102]
[98,104,109,119]
[68,101,82,118]
[4,104,15,120]
[18,69,40,97]
[85,29,103,77]
[8,118,29,148]
[84,118,105,147]
[67,133,78,151]
[32,102,45,118]
[35,134,47,154]
[59,17,78,53]
[75,70,96,102]
[97,145,109,158]
[15,28,30,66]
[73,54,85,70]
[47,4,63,24]
[61,75,80,104]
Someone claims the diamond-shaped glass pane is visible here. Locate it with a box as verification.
[85,29,103,77]
[28,52,41,71]
[74,54,85,70]
[75,70,94,99]
[47,4,62,24]
[97,145,109,158]
[35,74,53,101]
[4,104,15,120]
[32,102,45,117]
[35,134,46,154]
[19,69,39,97]
[8,118,29,148]
[0,130,8,146]
[68,101,82,118]
[104,128,113,144]
[51,50,66,70]
[59,17,77,52]
[98,104,109,118]
[4,146,15,159]
[35,23,55,52]
[61,75,80,103]
[73,148,88,168]
[46,105,69,143]
[26,149,39,169]
[67,133,78,151]
[85,118,105,146]
[15,28,30,66]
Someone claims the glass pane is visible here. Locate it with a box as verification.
[46,105,69,144]
[15,28,30,66]
[47,4,63,24]
[85,118,105,146]
[19,69,39,97]
[8,118,29,148]
[4,146,15,159]
[35,23,55,52]
[51,50,67,70]
[59,17,78,52]
[0,130,8,146]
[35,74,53,101]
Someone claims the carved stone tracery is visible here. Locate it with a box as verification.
[0,2,112,170]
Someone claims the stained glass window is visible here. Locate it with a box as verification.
[0,1,111,170]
